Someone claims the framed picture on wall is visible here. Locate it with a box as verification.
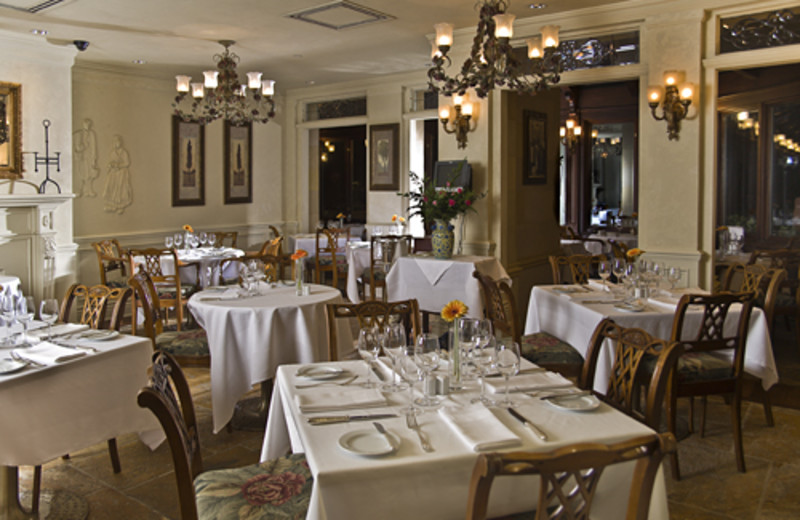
[369,123,399,191]
[224,120,252,204]
[171,115,205,206]
[522,110,547,185]
[0,82,22,179]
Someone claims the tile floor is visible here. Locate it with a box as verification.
[15,328,800,519]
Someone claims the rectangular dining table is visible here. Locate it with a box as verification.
[261,360,669,520]
[0,330,162,518]
[524,284,779,393]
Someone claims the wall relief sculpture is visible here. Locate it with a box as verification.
[73,118,99,197]
[103,135,133,214]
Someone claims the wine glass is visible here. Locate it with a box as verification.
[39,298,60,340]
[397,346,422,416]
[1,291,16,346]
[198,231,208,248]
[208,232,217,249]
[612,258,626,284]
[494,338,520,408]
[382,322,407,392]
[667,266,682,290]
[165,235,174,249]
[471,331,496,405]
[16,295,35,347]
[414,333,441,407]
[598,260,611,291]
[356,328,381,388]
[173,232,183,250]
[457,318,480,381]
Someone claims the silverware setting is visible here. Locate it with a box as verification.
[507,407,548,441]
[308,413,397,425]
[406,413,433,452]
[538,390,593,401]
[373,422,395,448]
[485,367,546,378]
[9,350,44,368]
[295,374,357,389]
[52,340,98,353]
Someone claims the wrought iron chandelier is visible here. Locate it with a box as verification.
[173,40,276,125]
[427,0,562,98]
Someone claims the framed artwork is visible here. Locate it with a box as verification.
[0,82,22,179]
[224,120,252,204]
[522,110,547,185]
[171,115,205,206]
[369,123,399,191]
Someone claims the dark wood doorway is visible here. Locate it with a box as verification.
[319,125,367,222]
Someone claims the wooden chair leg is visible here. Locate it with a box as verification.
[762,389,775,427]
[667,390,681,480]
[688,396,695,434]
[31,465,41,514]
[107,438,121,473]
[700,396,707,438]
[732,392,746,473]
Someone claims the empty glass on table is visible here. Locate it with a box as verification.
[1,291,17,346]
[414,333,441,407]
[357,327,381,389]
[471,323,496,405]
[397,346,422,416]
[39,298,60,340]
[457,318,480,381]
[381,322,407,392]
[15,295,35,347]
[494,338,520,408]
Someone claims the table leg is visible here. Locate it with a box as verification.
[230,379,274,432]
[1,466,35,520]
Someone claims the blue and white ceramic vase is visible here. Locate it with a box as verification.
[431,219,455,259]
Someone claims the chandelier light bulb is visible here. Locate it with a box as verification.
[566,119,575,129]
[647,87,662,104]
[680,85,693,100]
[541,25,560,48]
[574,126,582,136]
[191,83,204,98]
[261,80,275,96]
[434,22,454,47]
[493,14,515,38]
[453,93,465,106]
[175,75,191,93]
[439,106,451,120]
[461,103,473,116]
[247,72,262,89]
[560,127,566,137]
[737,111,749,121]
[526,36,543,59]
[203,70,219,88]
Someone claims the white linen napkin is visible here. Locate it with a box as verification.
[295,387,387,413]
[26,323,89,340]
[647,297,679,312]
[586,279,607,292]
[413,258,454,286]
[14,341,87,365]
[439,405,522,452]
[485,371,573,394]
[199,287,241,300]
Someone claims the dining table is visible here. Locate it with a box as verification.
[173,246,244,288]
[289,233,358,255]
[524,283,779,393]
[0,325,161,518]
[0,275,21,296]
[261,359,669,520]
[187,282,354,433]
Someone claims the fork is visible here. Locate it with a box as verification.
[406,413,434,452]
[295,375,357,389]
[10,350,44,368]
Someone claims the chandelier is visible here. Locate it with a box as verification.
[427,0,562,98]
[173,40,276,126]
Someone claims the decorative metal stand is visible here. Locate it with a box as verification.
[34,119,62,194]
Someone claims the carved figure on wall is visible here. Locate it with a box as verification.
[103,135,133,214]
[73,118,99,197]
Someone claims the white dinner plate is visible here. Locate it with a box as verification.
[613,301,645,313]
[0,358,27,375]
[545,393,601,412]
[296,365,346,380]
[338,429,399,457]
[80,330,120,341]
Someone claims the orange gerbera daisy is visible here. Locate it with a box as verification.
[626,247,645,259]
[291,249,308,261]
[336,212,345,219]
[183,224,194,233]
[441,300,468,322]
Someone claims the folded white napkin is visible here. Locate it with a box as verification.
[586,279,607,291]
[413,258,454,286]
[439,405,522,452]
[200,287,240,300]
[647,297,679,312]
[295,387,387,413]
[26,323,89,339]
[14,341,87,365]
[485,371,573,394]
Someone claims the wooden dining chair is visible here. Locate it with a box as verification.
[314,227,349,289]
[472,271,583,378]
[211,231,238,248]
[128,247,195,331]
[128,268,210,367]
[721,262,786,334]
[747,248,800,337]
[92,238,128,288]
[219,254,283,285]
[358,234,412,301]
[548,254,605,285]
[137,351,312,520]
[325,299,421,361]
[579,318,683,430]
[666,291,759,479]
[608,238,629,261]
[465,432,677,520]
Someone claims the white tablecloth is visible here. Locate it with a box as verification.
[261,360,669,520]
[382,255,510,318]
[587,232,638,250]
[0,275,21,296]
[524,285,779,392]
[290,234,357,255]
[345,243,373,302]
[187,284,352,433]
[134,248,244,289]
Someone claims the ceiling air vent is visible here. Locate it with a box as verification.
[0,0,66,13]
[286,1,394,30]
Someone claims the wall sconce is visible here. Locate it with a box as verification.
[648,71,693,141]
[439,94,476,149]
[559,116,582,150]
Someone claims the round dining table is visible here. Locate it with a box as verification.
[187,282,352,433]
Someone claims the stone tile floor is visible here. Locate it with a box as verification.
[15,326,800,519]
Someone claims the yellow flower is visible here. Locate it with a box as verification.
[291,249,308,261]
[391,214,398,222]
[626,247,645,259]
[441,300,468,322]
[716,225,729,232]
[183,224,194,233]
[336,212,345,219]
[399,216,406,223]
[631,212,638,218]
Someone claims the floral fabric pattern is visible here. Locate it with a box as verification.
[520,332,583,366]
[156,329,210,358]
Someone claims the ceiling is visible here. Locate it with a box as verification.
[0,0,612,91]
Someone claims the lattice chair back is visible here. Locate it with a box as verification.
[549,254,604,285]
[212,231,238,249]
[722,262,786,331]
[59,283,132,331]
[92,239,128,287]
[128,268,167,340]
[466,433,677,520]
[326,299,420,361]
[472,270,519,343]
[672,292,754,358]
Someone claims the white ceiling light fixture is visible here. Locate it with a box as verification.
[286,1,394,31]
[172,40,276,126]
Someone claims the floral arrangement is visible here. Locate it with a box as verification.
[336,212,345,219]
[291,249,308,262]
[716,225,728,232]
[183,224,194,233]
[626,247,645,260]
[398,169,485,225]
[441,300,468,322]
[391,214,406,224]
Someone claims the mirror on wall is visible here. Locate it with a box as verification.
[589,122,636,228]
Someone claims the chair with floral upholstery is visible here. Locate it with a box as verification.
[128,248,196,331]
[92,239,129,288]
[138,351,312,520]
[472,271,583,378]
[359,235,412,301]
[747,249,800,339]
[128,268,210,367]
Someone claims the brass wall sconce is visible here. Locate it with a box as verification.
[439,93,476,149]
[647,71,693,140]
[559,116,582,150]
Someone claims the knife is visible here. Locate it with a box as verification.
[371,364,386,382]
[307,413,397,425]
[485,367,546,378]
[539,390,593,401]
[507,408,548,441]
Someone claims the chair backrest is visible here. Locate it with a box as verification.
[472,270,520,344]
[559,225,579,239]
[137,351,203,520]
[59,283,132,331]
[367,235,412,299]
[722,262,786,330]
[465,432,677,520]
[128,268,166,340]
[608,239,629,260]
[579,319,683,429]
[325,299,421,361]
[316,228,349,257]
[549,254,605,285]
[220,255,282,284]
[212,231,238,248]
[269,225,282,240]
[670,292,755,381]
[92,239,128,286]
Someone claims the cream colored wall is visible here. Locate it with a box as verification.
[71,66,285,284]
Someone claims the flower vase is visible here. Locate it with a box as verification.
[338,218,344,229]
[450,318,462,388]
[295,259,304,296]
[431,219,454,259]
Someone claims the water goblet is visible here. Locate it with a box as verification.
[173,233,183,250]
[598,260,611,290]
[208,232,217,248]
[414,333,441,407]
[381,322,407,392]
[356,328,381,388]
[16,295,35,347]
[165,235,174,249]
[198,231,208,247]
[397,347,422,416]
[471,334,496,405]
[457,317,480,381]
[1,291,17,346]
[667,266,682,291]
[39,298,60,340]
[494,338,520,408]
[612,258,626,282]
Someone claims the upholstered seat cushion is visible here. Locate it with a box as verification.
[316,257,348,268]
[195,453,312,519]
[641,350,733,384]
[106,279,128,289]
[360,267,387,281]
[155,329,210,358]
[156,283,197,300]
[520,332,584,367]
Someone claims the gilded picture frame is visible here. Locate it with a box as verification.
[224,120,253,204]
[171,115,206,206]
[0,82,22,179]
[369,123,399,191]
[523,110,547,185]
